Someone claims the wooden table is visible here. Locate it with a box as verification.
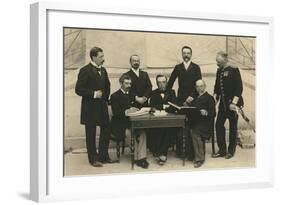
[129,113,186,169]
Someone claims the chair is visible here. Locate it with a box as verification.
[110,133,126,162]
[108,104,127,162]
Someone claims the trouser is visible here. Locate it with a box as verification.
[148,128,173,157]
[190,129,205,162]
[85,124,110,163]
[126,129,147,160]
[176,125,194,160]
[215,109,239,156]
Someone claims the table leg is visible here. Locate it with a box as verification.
[131,127,135,170]
[182,127,186,166]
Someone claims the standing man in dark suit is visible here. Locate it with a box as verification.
[75,47,114,167]
[167,46,202,160]
[167,46,202,106]
[189,80,216,168]
[111,74,149,169]
[149,74,177,165]
[123,54,152,108]
[212,51,244,159]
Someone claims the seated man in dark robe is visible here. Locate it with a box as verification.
[148,74,177,165]
[189,80,216,168]
[111,74,149,169]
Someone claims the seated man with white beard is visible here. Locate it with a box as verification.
[189,80,216,168]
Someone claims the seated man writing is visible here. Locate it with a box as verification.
[189,79,216,168]
[110,74,149,169]
[148,74,177,165]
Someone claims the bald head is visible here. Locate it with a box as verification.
[195,79,206,95]
[216,51,228,69]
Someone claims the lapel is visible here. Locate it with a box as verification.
[157,89,168,103]
[163,90,170,102]
[179,62,186,72]
[129,69,138,80]
[90,63,104,76]
[187,62,193,71]
[195,92,207,105]
[180,62,193,72]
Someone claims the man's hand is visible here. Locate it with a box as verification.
[200,109,208,116]
[229,103,237,112]
[125,107,139,116]
[95,90,103,98]
[185,96,194,104]
[163,104,170,109]
[136,96,147,104]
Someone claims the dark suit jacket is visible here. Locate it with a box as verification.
[214,66,244,109]
[189,92,216,140]
[167,62,202,105]
[124,69,152,107]
[149,88,177,113]
[75,63,110,125]
[110,89,136,140]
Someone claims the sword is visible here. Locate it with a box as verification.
[234,105,256,133]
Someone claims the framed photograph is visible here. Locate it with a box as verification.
[30,2,274,202]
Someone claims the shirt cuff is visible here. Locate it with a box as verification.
[232,96,239,105]
[93,91,97,98]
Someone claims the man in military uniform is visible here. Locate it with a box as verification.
[212,51,244,159]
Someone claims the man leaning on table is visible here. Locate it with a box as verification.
[110,74,149,169]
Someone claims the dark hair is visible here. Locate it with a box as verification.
[181,46,192,54]
[156,74,167,83]
[119,74,132,83]
[89,47,103,60]
[129,54,140,63]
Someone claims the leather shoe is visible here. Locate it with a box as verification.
[225,153,233,159]
[212,153,226,158]
[194,161,203,168]
[100,158,118,164]
[135,159,149,169]
[91,161,103,167]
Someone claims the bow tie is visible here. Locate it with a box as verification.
[96,67,102,72]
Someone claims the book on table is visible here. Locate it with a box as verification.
[168,101,201,118]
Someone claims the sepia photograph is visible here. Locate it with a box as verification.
[63,27,256,176]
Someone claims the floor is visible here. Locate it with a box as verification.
[64,143,255,176]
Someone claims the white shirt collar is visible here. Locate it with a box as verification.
[91,60,102,69]
[120,88,129,94]
[183,60,192,70]
[131,68,140,77]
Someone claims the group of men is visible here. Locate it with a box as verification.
[75,45,244,169]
